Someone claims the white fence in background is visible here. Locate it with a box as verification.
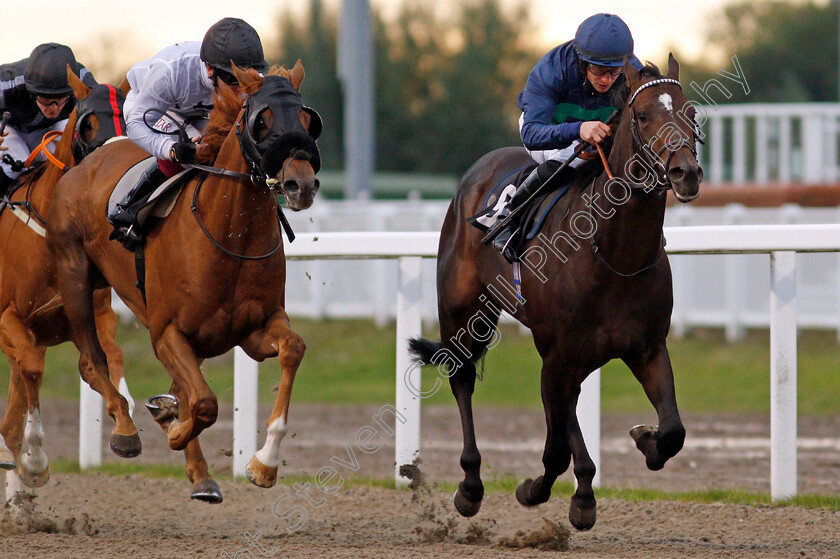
[244,201,840,340]
[698,103,840,185]
[86,224,840,500]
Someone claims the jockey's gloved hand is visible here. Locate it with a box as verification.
[170,142,197,164]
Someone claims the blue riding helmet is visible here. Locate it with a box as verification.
[574,13,634,68]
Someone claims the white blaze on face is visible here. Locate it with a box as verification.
[254,417,288,467]
[659,93,674,114]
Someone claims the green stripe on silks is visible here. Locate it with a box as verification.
[552,103,617,125]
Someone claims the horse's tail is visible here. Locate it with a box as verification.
[407,337,443,367]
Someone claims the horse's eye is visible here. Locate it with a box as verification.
[637,113,648,123]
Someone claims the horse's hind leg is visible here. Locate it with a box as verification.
[241,308,305,489]
[0,310,50,487]
[53,244,140,457]
[624,342,685,470]
[516,359,573,509]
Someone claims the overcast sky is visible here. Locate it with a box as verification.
[1,0,732,70]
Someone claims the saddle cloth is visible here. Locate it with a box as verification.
[470,162,574,241]
[107,157,196,228]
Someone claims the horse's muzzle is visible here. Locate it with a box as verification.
[283,177,320,211]
[669,162,703,203]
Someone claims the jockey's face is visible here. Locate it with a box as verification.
[35,95,69,119]
[207,65,242,95]
[586,64,622,93]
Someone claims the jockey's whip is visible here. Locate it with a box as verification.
[482,109,619,245]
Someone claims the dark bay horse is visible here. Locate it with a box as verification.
[409,55,702,530]
[0,70,130,497]
[46,63,320,501]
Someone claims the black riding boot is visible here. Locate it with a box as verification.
[485,159,568,262]
[108,160,167,250]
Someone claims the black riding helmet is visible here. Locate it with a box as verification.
[200,18,268,74]
[25,42,77,97]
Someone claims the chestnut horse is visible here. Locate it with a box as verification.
[47,63,320,501]
[409,55,703,530]
[0,71,131,499]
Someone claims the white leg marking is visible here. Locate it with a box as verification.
[5,469,26,507]
[21,410,48,475]
[118,377,136,418]
[254,417,287,468]
[659,93,673,114]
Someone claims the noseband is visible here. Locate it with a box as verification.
[626,78,701,191]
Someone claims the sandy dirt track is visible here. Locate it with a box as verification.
[2,401,840,557]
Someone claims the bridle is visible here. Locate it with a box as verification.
[625,77,702,191]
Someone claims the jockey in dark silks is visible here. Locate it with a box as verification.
[0,43,97,196]
[107,17,268,249]
[475,13,644,261]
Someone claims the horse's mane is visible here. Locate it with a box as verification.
[567,61,666,189]
[201,65,293,160]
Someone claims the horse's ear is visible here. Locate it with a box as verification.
[232,62,264,95]
[624,58,640,90]
[667,52,680,81]
[118,75,131,97]
[288,59,305,92]
[67,65,91,100]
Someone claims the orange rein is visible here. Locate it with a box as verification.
[23,130,69,172]
[596,142,614,180]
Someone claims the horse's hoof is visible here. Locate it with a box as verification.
[0,448,16,470]
[109,432,142,458]
[569,496,597,531]
[246,455,277,488]
[191,478,223,504]
[145,394,180,424]
[19,464,50,489]
[629,424,654,444]
[453,489,482,517]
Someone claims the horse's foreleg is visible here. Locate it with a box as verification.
[0,310,50,487]
[154,326,217,451]
[0,361,26,471]
[152,380,221,503]
[55,246,140,458]
[240,309,304,489]
[516,361,573,509]
[567,389,597,531]
[623,343,685,470]
[93,288,135,418]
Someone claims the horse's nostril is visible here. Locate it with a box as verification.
[668,167,686,182]
[284,181,299,194]
[313,178,320,191]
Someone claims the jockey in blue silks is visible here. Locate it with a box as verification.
[475,13,644,261]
